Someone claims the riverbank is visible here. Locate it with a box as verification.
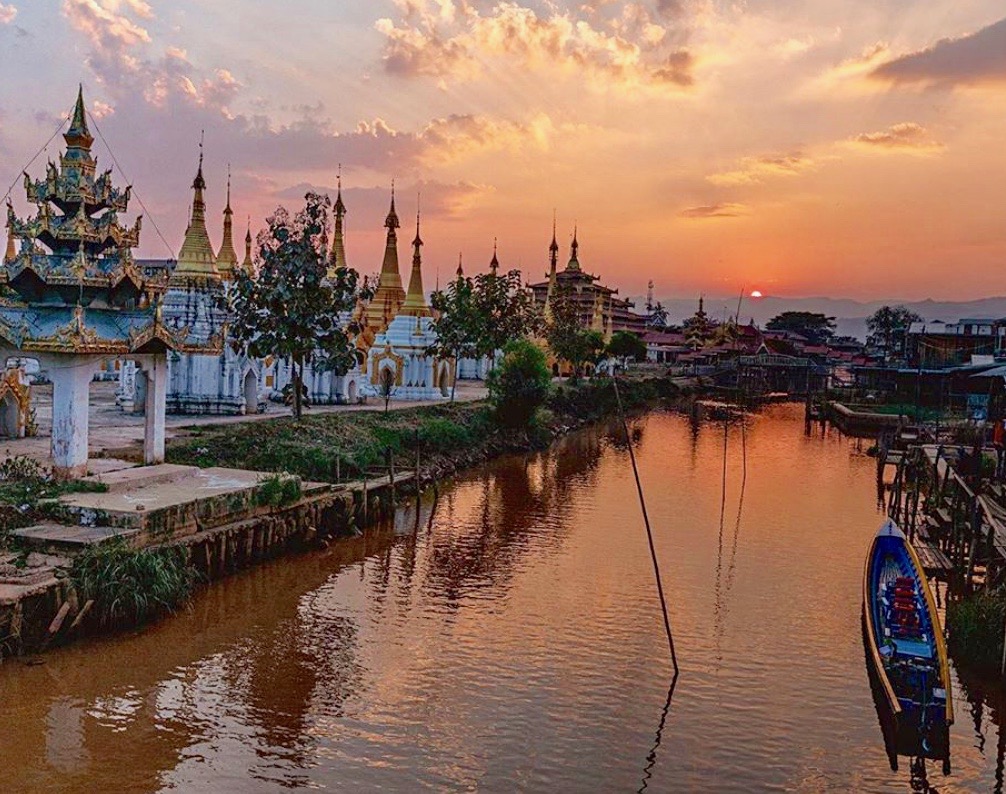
[165,374,693,489]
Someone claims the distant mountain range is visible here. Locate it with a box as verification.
[641,295,1006,341]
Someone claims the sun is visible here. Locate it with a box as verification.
[750,290,763,298]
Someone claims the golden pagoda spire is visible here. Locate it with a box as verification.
[173,133,220,282]
[544,212,558,323]
[362,181,406,332]
[456,252,464,278]
[490,238,499,273]
[241,215,253,273]
[4,202,15,263]
[401,199,430,317]
[328,164,348,278]
[567,223,581,272]
[215,164,238,279]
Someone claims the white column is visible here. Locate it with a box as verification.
[143,354,167,465]
[49,356,94,479]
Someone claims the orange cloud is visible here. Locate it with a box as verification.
[707,152,816,186]
[679,202,749,219]
[847,122,944,154]
[375,0,696,89]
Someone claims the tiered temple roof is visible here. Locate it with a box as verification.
[530,225,647,334]
[0,87,184,355]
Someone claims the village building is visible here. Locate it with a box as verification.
[1,88,188,476]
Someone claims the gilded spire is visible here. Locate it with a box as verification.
[567,224,580,271]
[490,238,499,272]
[456,252,464,278]
[4,203,15,263]
[401,201,430,317]
[328,165,348,277]
[64,84,94,151]
[362,182,406,331]
[215,164,238,278]
[544,216,558,324]
[173,134,220,281]
[241,216,253,272]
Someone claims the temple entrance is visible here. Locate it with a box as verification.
[243,369,257,414]
[347,379,358,404]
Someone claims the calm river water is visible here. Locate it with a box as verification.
[2,404,1005,792]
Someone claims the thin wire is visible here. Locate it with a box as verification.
[612,376,679,673]
[2,113,72,204]
[86,110,176,260]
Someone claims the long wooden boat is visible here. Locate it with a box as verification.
[862,519,953,774]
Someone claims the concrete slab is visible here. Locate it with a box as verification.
[82,463,199,493]
[13,524,140,553]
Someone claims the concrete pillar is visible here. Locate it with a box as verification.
[50,357,94,479]
[143,355,167,465]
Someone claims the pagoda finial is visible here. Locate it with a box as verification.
[64,84,94,151]
[490,238,499,272]
[385,180,399,230]
[567,223,580,271]
[225,163,232,211]
[402,195,429,317]
[549,209,558,253]
[457,252,464,278]
[216,163,238,277]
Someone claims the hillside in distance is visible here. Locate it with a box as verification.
[645,295,1006,341]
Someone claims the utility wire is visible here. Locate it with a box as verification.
[86,110,176,261]
[2,113,72,205]
[612,375,679,673]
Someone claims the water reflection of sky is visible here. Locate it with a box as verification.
[1,404,1005,791]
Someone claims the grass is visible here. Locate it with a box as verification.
[68,539,197,628]
[947,590,1006,673]
[0,456,108,545]
[255,473,302,507]
[166,376,679,483]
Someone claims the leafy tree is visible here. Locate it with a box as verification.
[607,330,647,368]
[377,366,396,414]
[546,288,604,380]
[867,305,923,361]
[427,271,479,402]
[226,192,367,420]
[472,267,542,369]
[646,301,669,329]
[766,311,836,344]
[487,338,553,427]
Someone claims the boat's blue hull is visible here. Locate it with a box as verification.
[863,521,952,770]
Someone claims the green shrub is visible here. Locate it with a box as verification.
[69,540,197,628]
[418,417,472,451]
[487,338,553,427]
[947,590,1006,673]
[256,473,302,507]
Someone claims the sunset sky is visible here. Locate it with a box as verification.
[1,1,1004,302]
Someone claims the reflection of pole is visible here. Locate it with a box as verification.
[613,376,679,674]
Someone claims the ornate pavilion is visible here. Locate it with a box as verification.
[0,88,189,477]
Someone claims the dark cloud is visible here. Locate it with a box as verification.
[871,16,1006,87]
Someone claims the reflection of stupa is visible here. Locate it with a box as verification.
[0,87,184,476]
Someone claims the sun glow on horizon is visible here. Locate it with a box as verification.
[750,290,763,298]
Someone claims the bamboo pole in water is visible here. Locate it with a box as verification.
[612,376,679,675]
